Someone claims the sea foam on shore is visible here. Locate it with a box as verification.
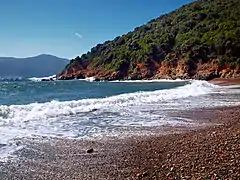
[0,80,240,162]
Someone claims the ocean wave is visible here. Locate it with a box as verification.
[78,77,187,83]
[111,78,188,83]
[0,81,217,123]
[0,77,25,82]
[0,80,239,161]
[82,77,96,82]
[28,75,56,82]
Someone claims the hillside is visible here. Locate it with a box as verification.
[0,54,69,78]
[58,0,240,81]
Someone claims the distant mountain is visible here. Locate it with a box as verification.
[0,54,69,78]
[58,0,240,81]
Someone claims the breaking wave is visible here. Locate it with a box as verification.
[0,81,216,123]
[1,80,239,161]
[28,75,56,82]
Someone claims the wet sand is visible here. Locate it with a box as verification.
[209,77,240,86]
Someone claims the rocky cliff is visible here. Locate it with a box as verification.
[58,0,240,81]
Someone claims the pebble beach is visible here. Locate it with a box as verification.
[0,79,239,179]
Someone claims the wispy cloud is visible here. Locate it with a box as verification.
[74,32,83,39]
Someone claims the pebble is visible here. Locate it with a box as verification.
[86,148,94,153]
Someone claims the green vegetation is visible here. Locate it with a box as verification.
[64,0,240,75]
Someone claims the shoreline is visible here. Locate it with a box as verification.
[32,75,240,84]
[0,105,239,179]
[209,77,240,86]
[0,79,239,179]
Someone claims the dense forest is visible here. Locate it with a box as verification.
[58,0,240,80]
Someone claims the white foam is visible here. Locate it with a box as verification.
[77,77,97,82]
[84,77,96,82]
[0,81,216,123]
[111,78,187,83]
[78,78,187,83]
[0,80,239,161]
[28,75,56,82]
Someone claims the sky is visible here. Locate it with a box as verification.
[0,0,194,59]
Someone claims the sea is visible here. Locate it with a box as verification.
[0,76,240,161]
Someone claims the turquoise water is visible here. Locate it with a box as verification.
[0,80,188,105]
[0,78,240,161]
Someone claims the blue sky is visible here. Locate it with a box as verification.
[0,0,194,59]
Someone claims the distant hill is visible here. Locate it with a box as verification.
[58,0,240,81]
[0,54,69,78]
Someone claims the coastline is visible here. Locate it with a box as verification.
[0,106,239,179]
[0,78,239,179]
[209,77,240,86]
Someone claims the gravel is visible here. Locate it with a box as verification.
[0,106,239,180]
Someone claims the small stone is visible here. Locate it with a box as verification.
[136,173,142,178]
[136,171,148,178]
[87,148,94,153]
[142,171,148,177]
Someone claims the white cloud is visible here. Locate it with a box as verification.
[74,32,83,38]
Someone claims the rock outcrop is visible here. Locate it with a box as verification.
[57,57,240,81]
